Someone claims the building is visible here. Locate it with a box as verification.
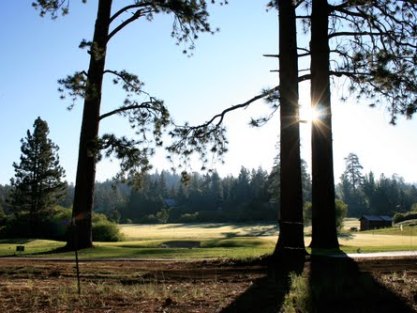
[359,215,393,231]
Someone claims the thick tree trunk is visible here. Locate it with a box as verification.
[309,0,339,249]
[273,0,306,257]
[66,0,112,250]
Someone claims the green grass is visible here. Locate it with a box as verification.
[81,245,272,260]
[361,224,417,236]
[308,245,417,256]
[0,236,274,260]
[1,222,416,260]
[0,239,65,256]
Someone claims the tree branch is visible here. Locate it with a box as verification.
[109,4,149,24]
[329,31,384,39]
[178,73,312,131]
[99,102,155,120]
[298,73,311,82]
[108,9,147,43]
[191,86,280,130]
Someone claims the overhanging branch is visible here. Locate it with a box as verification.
[192,86,279,130]
[108,9,147,42]
[181,73,312,131]
[100,102,155,120]
[110,4,148,23]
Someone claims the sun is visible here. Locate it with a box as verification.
[300,105,321,124]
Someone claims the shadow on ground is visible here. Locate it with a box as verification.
[307,254,414,313]
[220,252,415,313]
[220,253,305,313]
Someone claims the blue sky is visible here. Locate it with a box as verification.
[1,1,416,185]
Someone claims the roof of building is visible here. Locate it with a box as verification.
[360,215,393,222]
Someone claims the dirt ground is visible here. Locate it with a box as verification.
[0,256,416,312]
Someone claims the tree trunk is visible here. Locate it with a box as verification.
[309,0,339,249]
[273,0,306,257]
[66,0,112,250]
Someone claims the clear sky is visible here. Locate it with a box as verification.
[1,1,416,185]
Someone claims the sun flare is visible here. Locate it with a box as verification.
[300,105,321,124]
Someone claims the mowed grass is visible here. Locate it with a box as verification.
[119,223,279,240]
[0,239,64,256]
[0,222,416,259]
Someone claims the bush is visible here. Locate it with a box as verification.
[335,199,348,231]
[0,212,30,238]
[155,208,171,224]
[303,200,347,231]
[178,212,200,223]
[0,207,123,242]
[0,206,72,240]
[43,206,72,239]
[303,202,312,225]
[393,212,417,224]
[139,214,159,224]
[92,213,124,242]
[393,212,405,223]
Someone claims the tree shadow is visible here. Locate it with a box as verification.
[237,225,279,237]
[220,253,306,313]
[163,223,229,229]
[308,253,415,313]
[0,239,33,244]
[17,245,74,256]
[220,251,414,313]
[337,232,354,240]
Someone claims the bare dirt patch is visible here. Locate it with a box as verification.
[0,257,416,312]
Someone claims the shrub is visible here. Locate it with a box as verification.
[41,206,72,240]
[0,212,31,238]
[393,212,417,224]
[155,208,171,223]
[178,212,199,223]
[0,206,72,240]
[140,214,159,224]
[0,207,123,242]
[335,199,348,231]
[303,200,347,231]
[303,202,312,225]
[393,212,405,223]
[92,213,124,242]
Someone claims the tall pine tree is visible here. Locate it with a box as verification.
[33,0,226,249]
[10,117,66,236]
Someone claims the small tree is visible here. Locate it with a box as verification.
[304,199,347,232]
[10,117,66,236]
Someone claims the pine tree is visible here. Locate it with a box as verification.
[343,153,364,191]
[33,0,226,249]
[10,117,66,236]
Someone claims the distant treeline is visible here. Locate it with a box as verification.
[1,164,416,225]
[337,153,417,218]
[90,167,281,223]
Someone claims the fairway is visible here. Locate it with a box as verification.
[339,233,417,247]
[0,222,416,259]
[119,223,279,240]
[119,223,417,252]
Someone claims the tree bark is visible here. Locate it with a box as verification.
[309,0,339,249]
[273,0,306,257]
[66,0,112,250]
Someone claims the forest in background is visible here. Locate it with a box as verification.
[2,156,416,226]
